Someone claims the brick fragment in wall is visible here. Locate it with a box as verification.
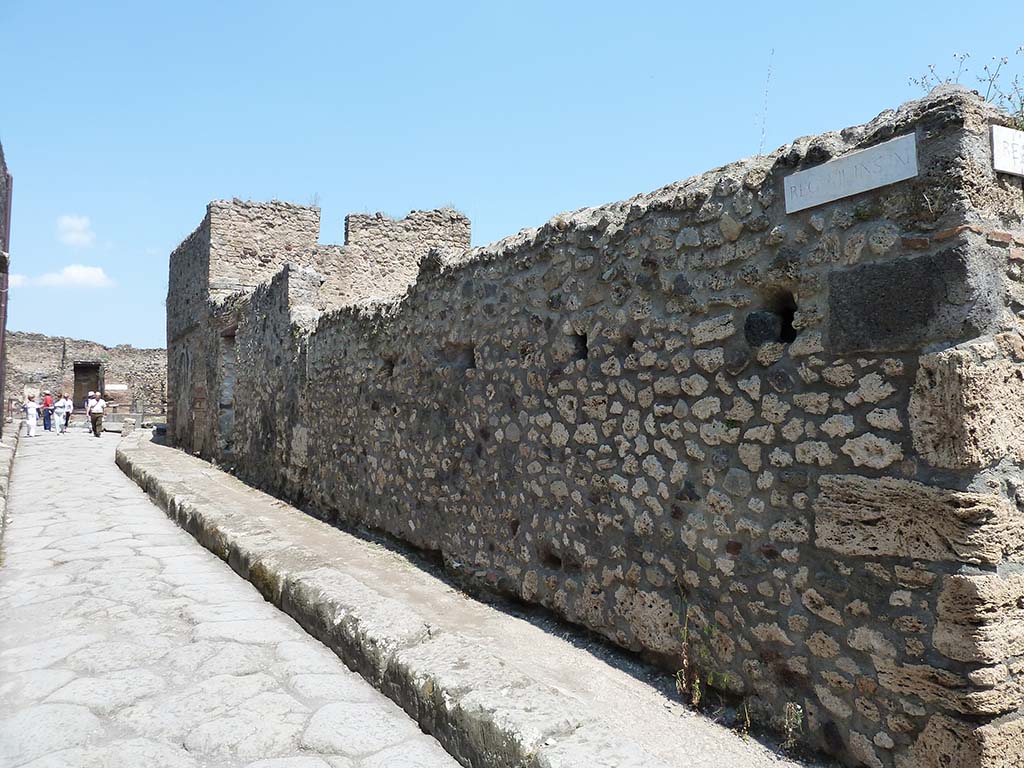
[933,574,1024,663]
[909,334,1024,469]
[826,247,1001,354]
[900,714,1024,768]
[814,474,1023,564]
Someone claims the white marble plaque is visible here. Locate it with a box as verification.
[784,134,918,214]
[105,384,129,391]
[993,125,1024,178]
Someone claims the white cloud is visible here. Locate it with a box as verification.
[36,264,114,288]
[56,215,96,247]
[11,264,114,289]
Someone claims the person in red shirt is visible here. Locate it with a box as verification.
[41,391,53,432]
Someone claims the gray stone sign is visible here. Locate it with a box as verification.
[992,124,1024,178]
[784,133,918,213]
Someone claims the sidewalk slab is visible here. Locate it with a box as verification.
[117,431,817,768]
[0,421,21,550]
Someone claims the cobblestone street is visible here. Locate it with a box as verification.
[0,429,460,768]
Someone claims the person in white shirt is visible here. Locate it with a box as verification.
[53,393,72,434]
[23,395,39,437]
[84,392,95,433]
[87,392,107,438]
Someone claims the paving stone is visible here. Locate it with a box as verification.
[19,737,199,768]
[244,758,337,768]
[362,739,459,768]
[289,673,383,703]
[0,668,77,707]
[184,601,280,623]
[0,634,103,673]
[181,691,309,759]
[193,618,303,644]
[47,668,167,714]
[301,700,420,756]
[0,702,105,766]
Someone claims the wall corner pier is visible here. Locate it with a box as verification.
[165,86,1024,768]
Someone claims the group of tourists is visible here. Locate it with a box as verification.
[22,390,108,438]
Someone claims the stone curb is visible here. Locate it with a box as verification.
[0,420,23,551]
[116,434,806,768]
[116,435,683,768]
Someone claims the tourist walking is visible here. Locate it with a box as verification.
[23,394,39,437]
[53,393,72,434]
[41,391,53,432]
[83,392,95,433]
[86,391,107,438]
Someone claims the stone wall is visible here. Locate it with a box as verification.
[0,141,11,253]
[1,142,13,439]
[4,331,166,410]
[165,87,1024,768]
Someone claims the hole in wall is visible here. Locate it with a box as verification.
[570,332,588,361]
[442,343,476,370]
[539,543,563,570]
[744,288,798,346]
[509,519,520,537]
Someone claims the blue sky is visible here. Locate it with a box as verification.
[1,1,1021,348]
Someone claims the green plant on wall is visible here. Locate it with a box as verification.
[674,598,749,729]
[910,48,1024,129]
[782,701,804,751]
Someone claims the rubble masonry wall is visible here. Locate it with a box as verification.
[165,88,1024,768]
[4,331,166,409]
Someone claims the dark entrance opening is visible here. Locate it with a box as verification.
[217,331,237,454]
[73,362,102,409]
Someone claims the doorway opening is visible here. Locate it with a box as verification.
[73,362,102,409]
[217,331,238,454]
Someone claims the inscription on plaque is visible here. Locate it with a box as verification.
[784,133,918,214]
[993,125,1024,178]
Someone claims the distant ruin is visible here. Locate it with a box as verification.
[166,87,1024,768]
[5,331,166,413]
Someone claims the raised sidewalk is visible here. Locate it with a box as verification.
[117,431,812,768]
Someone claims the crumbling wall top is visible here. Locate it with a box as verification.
[207,199,321,300]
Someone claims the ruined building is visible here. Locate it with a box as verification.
[5,331,166,411]
[166,87,1024,768]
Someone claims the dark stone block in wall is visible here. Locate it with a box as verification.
[827,247,1000,353]
[744,311,782,347]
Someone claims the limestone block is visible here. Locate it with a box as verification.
[690,315,735,346]
[901,714,1024,768]
[611,587,682,655]
[910,336,1024,469]
[875,657,1024,715]
[840,432,903,468]
[933,574,1024,663]
[813,475,1022,564]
